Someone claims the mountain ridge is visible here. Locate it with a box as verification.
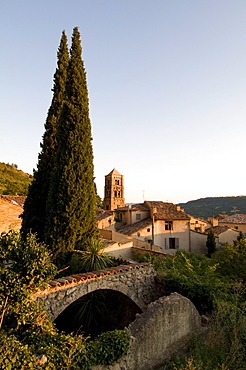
[178,196,246,219]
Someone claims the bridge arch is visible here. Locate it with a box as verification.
[33,263,159,321]
[54,288,143,337]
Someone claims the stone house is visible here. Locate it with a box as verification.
[116,201,191,254]
[0,196,25,233]
[96,208,115,229]
[189,215,207,233]
[208,225,239,245]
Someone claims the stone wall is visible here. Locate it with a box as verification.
[93,293,204,370]
[33,263,159,320]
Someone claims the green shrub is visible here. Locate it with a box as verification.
[135,250,229,314]
[88,330,131,366]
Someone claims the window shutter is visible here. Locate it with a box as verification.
[175,238,179,249]
[165,238,169,249]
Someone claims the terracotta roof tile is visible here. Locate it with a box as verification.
[207,226,230,235]
[96,208,114,221]
[1,195,26,207]
[118,218,152,236]
[154,209,190,221]
[219,214,246,224]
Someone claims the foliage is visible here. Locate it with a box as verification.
[136,239,246,370]
[88,330,131,366]
[166,294,246,370]
[45,27,98,257]
[75,238,113,272]
[206,228,216,257]
[21,31,69,242]
[212,239,246,282]
[0,231,57,332]
[0,231,129,369]
[178,196,246,218]
[135,250,229,314]
[0,162,32,196]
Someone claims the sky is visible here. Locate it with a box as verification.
[1,0,246,204]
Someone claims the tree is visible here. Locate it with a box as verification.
[21,31,69,241]
[206,228,216,257]
[44,27,98,258]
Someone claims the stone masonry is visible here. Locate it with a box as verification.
[32,262,159,320]
[93,293,205,370]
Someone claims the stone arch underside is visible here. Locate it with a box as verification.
[54,288,143,337]
[39,278,148,321]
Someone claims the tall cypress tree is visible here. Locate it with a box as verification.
[206,228,216,257]
[45,27,98,257]
[21,31,69,241]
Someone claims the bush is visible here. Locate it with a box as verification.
[135,250,229,314]
[88,330,131,366]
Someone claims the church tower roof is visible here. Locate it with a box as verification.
[106,168,121,176]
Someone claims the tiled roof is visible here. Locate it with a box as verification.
[117,203,149,211]
[102,238,117,247]
[219,214,246,224]
[145,201,190,220]
[154,209,190,221]
[96,208,114,221]
[144,200,175,209]
[1,195,26,207]
[117,200,190,220]
[106,168,121,176]
[208,226,234,235]
[118,218,152,236]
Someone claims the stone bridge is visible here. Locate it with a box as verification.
[33,262,159,320]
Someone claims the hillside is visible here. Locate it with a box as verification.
[179,196,246,219]
[0,162,32,195]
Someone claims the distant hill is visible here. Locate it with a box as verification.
[178,196,246,219]
[0,162,32,196]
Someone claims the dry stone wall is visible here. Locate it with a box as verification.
[32,262,159,320]
[93,293,204,370]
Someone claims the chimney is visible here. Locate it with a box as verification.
[150,207,157,218]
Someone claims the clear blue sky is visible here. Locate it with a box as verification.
[1,0,246,204]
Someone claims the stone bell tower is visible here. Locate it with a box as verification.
[103,169,125,210]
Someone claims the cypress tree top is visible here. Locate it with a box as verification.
[45,27,98,257]
[21,31,69,240]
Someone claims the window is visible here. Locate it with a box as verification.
[147,228,150,232]
[137,232,141,237]
[115,179,120,185]
[136,214,141,221]
[165,221,173,230]
[165,238,179,249]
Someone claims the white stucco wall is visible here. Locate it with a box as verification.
[104,241,134,259]
[218,229,239,245]
[130,220,190,254]
[155,220,190,253]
